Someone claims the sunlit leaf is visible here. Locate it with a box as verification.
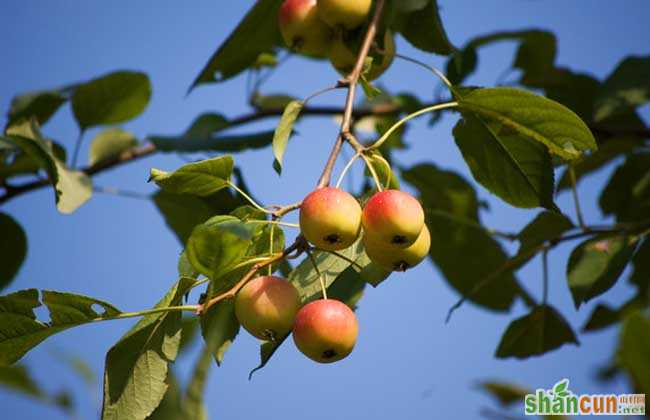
[149,155,234,197]
[88,128,138,166]
[272,100,303,175]
[72,71,151,129]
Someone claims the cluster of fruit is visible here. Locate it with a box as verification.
[278,0,395,80]
[235,188,429,363]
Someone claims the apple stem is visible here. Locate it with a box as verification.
[306,248,328,300]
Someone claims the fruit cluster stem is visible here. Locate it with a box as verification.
[316,0,386,189]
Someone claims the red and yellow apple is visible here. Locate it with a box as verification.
[235,275,301,341]
[364,225,431,271]
[362,189,425,247]
[279,0,332,57]
[299,187,362,251]
[317,0,372,30]
[293,299,358,363]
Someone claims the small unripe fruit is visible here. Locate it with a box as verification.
[362,189,425,248]
[328,31,395,81]
[293,299,358,363]
[299,187,362,251]
[317,0,372,30]
[279,0,333,57]
[364,225,431,271]
[235,276,300,341]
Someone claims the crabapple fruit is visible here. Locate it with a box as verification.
[364,225,431,271]
[235,275,300,341]
[279,0,332,57]
[328,30,395,81]
[362,189,425,247]
[299,187,362,251]
[317,0,372,30]
[293,299,358,363]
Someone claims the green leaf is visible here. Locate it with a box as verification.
[595,56,650,121]
[153,189,244,245]
[556,137,639,191]
[72,71,151,129]
[0,213,27,291]
[0,364,43,398]
[495,305,579,359]
[149,155,234,197]
[629,237,650,294]
[599,154,650,222]
[5,120,92,213]
[272,100,303,175]
[0,364,73,412]
[252,94,297,111]
[88,128,138,166]
[189,0,283,89]
[395,0,455,55]
[567,236,637,309]
[147,373,183,420]
[457,87,597,161]
[514,212,574,266]
[185,217,255,280]
[403,164,520,311]
[553,379,568,395]
[6,89,69,129]
[365,151,400,190]
[102,277,195,420]
[479,381,529,406]
[150,130,274,154]
[326,267,366,311]
[0,289,121,366]
[185,113,229,138]
[199,300,239,366]
[617,312,650,394]
[581,299,643,333]
[289,240,366,304]
[453,113,556,209]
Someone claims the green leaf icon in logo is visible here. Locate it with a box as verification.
[553,379,570,398]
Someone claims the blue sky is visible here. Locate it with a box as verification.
[1,1,649,419]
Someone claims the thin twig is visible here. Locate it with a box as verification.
[316,0,386,188]
[569,165,587,231]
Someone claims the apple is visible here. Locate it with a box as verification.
[293,299,358,363]
[235,275,301,341]
[299,187,362,251]
[278,0,333,57]
[364,225,431,271]
[362,189,425,247]
[317,0,372,30]
[328,30,395,80]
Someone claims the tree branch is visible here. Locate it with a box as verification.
[316,0,386,188]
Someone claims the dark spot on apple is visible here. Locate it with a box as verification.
[391,235,408,245]
[324,234,341,244]
[322,349,337,359]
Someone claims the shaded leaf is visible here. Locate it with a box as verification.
[0,289,121,366]
[189,0,283,89]
[151,130,274,154]
[199,300,239,366]
[5,120,92,213]
[567,236,637,308]
[102,277,196,420]
[479,381,528,406]
[629,237,650,294]
[72,71,151,129]
[514,212,574,267]
[395,0,455,55]
[617,312,650,394]
[403,164,520,311]
[599,153,650,222]
[272,100,303,175]
[89,128,138,166]
[457,87,597,161]
[153,188,244,245]
[556,137,639,191]
[0,213,27,291]
[595,56,650,121]
[6,89,69,129]
[453,113,556,209]
[0,364,73,412]
[149,155,234,197]
[495,305,579,359]
[581,301,643,333]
